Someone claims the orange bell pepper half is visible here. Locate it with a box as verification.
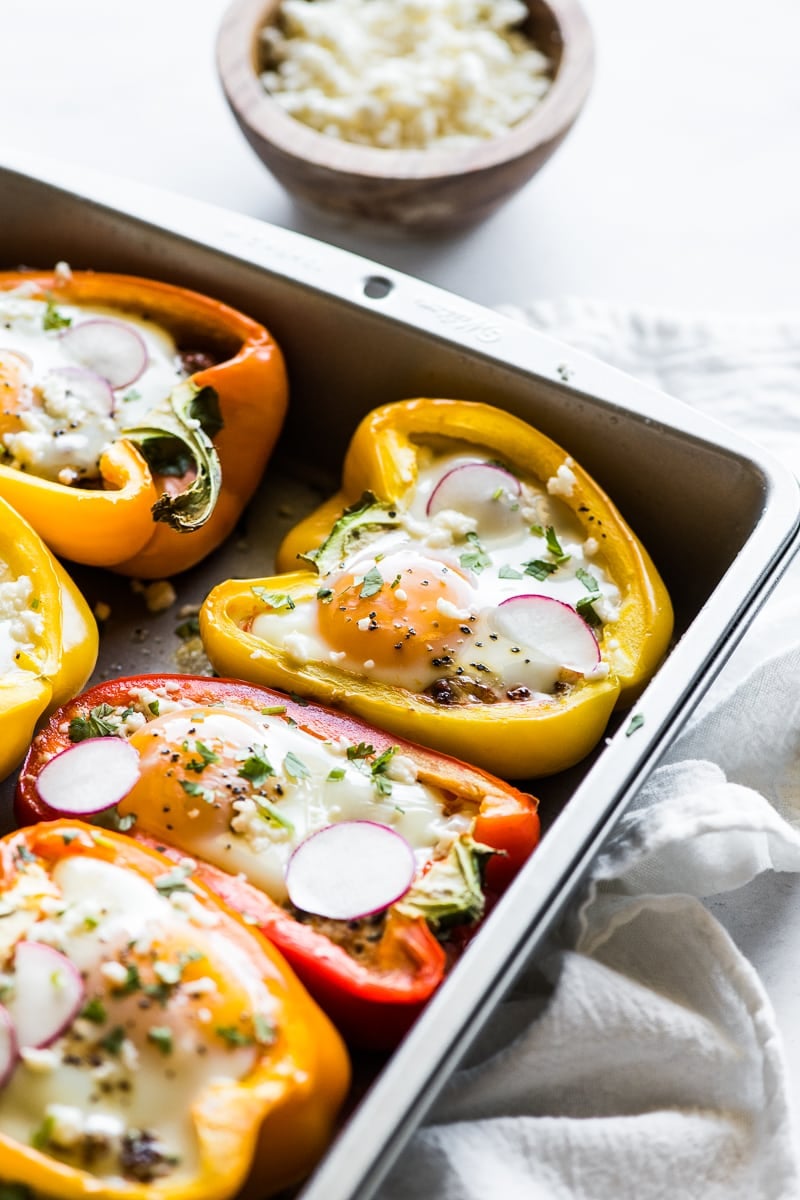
[0,821,349,1200]
[0,269,287,576]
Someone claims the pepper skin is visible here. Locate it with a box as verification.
[0,496,97,781]
[0,270,288,576]
[0,821,349,1200]
[200,399,674,779]
[15,674,540,1048]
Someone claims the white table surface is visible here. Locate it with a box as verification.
[4,0,800,1177]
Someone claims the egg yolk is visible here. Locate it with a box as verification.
[318,551,473,670]
[122,707,271,841]
[0,351,31,437]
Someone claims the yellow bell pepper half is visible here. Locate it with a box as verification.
[200,399,673,778]
[0,822,350,1200]
[0,496,97,780]
[0,269,288,577]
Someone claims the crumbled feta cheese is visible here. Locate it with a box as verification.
[142,580,177,614]
[436,596,472,622]
[385,753,418,785]
[20,1046,60,1073]
[583,537,599,557]
[583,661,610,681]
[46,1103,85,1147]
[183,976,218,997]
[546,460,577,499]
[100,960,129,987]
[260,0,552,149]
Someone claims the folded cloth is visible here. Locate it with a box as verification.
[379,303,800,1200]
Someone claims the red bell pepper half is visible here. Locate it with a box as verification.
[15,674,540,1048]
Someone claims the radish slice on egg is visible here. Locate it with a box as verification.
[47,366,115,414]
[427,463,521,535]
[286,821,416,920]
[35,737,141,817]
[7,943,85,1049]
[0,1005,17,1089]
[60,318,147,389]
[493,595,600,673]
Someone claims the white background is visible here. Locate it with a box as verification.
[2,0,799,313]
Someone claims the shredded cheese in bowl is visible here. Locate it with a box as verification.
[260,0,553,150]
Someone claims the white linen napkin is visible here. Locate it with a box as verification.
[379,303,800,1200]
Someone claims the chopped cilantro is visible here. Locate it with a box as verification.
[154,865,193,896]
[576,568,602,627]
[14,845,35,865]
[31,1113,56,1150]
[459,531,491,573]
[522,559,558,581]
[216,1025,254,1048]
[175,616,201,640]
[359,565,383,599]
[30,597,39,611]
[529,523,545,537]
[184,739,219,773]
[147,1026,174,1056]
[544,525,570,563]
[283,751,310,782]
[42,300,71,331]
[111,963,141,997]
[253,1013,276,1045]
[121,387,141,403]
[237,746,275,787]
[153,961,182,986]
[371,747,397,797]
[180,779,215,804]
[148,699,161,716]
[316,587,333,602]
[252,586,296,611]
[626,714,645,737]
[80,997,107,1024]
[288,693,308,707]
[346,742,375,761]
[576,567,600,595]
[68,702,119,742]
[99,1025,127,1055]
[327,767,346,781]
[498,564,523,580]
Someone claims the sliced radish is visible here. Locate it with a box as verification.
[35,737,141,817]
[492,594,600,673]
[7,943,85,1049]
[0,1004,18,1089]
[60,318,147,389]
[286,821,416,920]
[45,366,114,415]
[427,463,521,536]
[0,348,33,371]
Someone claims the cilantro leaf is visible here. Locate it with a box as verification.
[238,746,275,788]
[359,565,383,599]
[459,531,491,573]
[283,751,310,782]
[252,587,296,611]
[68,703,120,742]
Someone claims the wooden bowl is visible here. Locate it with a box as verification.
[217,0,594,232]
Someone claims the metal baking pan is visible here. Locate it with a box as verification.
[1,151,798,1200]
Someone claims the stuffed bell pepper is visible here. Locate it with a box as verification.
[0,495,97,781]
[0,822,349,1199]
[0,265,288,575]
[15,674,540,1048]
[199,398,674,778]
